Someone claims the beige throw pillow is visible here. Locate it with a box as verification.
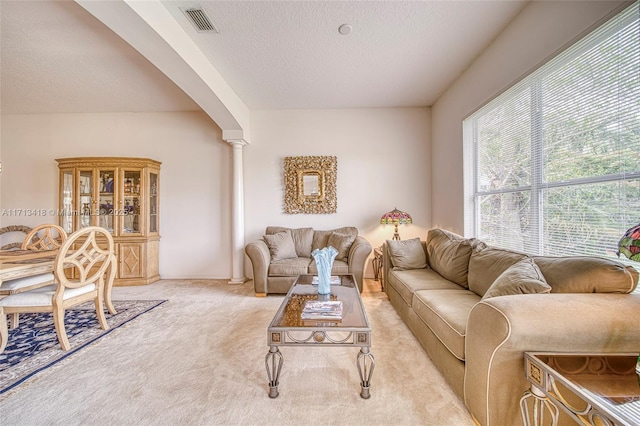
[327,232,356,261]
[263,230,297,261]
[426,228,472,288]
[481,257,551,300]
[387,238,427,270]
[312,227,358,252]
[264,227,313,257]
[468,245,527,296]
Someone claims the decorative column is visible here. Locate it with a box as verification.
[226,138,248,284]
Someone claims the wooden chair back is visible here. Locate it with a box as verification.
[54,226,115,292]
[21,224,67,251]
[0,225,32,250]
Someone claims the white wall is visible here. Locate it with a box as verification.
[0,111,232,279]
[1,108,429,281]
[245,108,431,278]
[430,0,628,235]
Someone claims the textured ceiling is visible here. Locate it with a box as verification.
[163,0,529,109]
[1,0,529,114]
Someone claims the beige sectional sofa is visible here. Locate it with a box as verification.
[383,228,640,426]
[245,226,372,296]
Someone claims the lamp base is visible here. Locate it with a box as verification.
[393,224,401,240]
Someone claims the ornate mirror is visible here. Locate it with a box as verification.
[284,156,337,214]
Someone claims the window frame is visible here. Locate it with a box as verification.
[463,1,640,265]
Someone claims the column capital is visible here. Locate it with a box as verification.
[222,128,249,145]
[225,138,249,147]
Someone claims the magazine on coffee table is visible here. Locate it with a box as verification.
[301,300,343,320]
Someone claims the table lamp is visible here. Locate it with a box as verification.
[380,207,412,240]
[617,223,640,262]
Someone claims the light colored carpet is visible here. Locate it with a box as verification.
[0,279,475,426]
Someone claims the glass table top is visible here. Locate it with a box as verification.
[531,353,640,425]
[270,274,369,329]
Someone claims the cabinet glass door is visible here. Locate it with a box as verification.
[78,170,93,229]
[149,172,158,233]
[98,169,115,233]
[121,170,141,234]
[61,171,74,234]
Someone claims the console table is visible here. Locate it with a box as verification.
[520,352,640,426]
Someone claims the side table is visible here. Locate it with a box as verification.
[372,247,383,290]
[520,352,640,426]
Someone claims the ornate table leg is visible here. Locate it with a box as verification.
[357,347,375,399]
[265,345,283,398]
[372,255,381,281]
[520,386,559,426]
[0,307,8,353]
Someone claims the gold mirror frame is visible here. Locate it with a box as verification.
[284,156,337,214]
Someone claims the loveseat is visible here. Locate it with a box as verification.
[245,226,372,296]
[382,228,640,426]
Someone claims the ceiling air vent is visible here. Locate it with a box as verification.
[182,8,219,33]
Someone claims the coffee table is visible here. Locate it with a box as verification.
[265,274,374,399]
[521,352,640,426]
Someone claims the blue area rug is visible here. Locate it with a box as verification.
[0,299,166,396]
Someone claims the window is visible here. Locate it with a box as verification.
[464,1,640,265]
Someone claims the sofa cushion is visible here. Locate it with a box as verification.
[265,227,313,258]
[388,269,465,307]
[328,232,356,262]
[426,228,473,288]
[481,257,551,300]
[412,289,481,361]
[312,227,358,252]
[533,256,639,293]
[468,245,528,297]
[309,259,349,275]
[263,230,297,261]
[387,237,427,270]
[268,257,312,276]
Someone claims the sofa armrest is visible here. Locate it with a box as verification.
[245,240,271,295]
[464,293,640,426]
[348,236,372,292]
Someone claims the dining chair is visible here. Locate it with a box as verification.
[0,226,115,353]
[21,223,67,250]
[22,224,117,316]
[0,224,68,329]
[0,225,32,250]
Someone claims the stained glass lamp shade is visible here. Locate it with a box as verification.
[380,207,412,240]
[617,223,640,262]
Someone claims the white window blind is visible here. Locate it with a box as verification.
[463,1,640,266]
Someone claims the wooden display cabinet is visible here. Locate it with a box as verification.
[56,157,161,285]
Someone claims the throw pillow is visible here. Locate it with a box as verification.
[387,238,427,270]
[468,245,527,297]
[426,228,473,288]
[312,227,358,252]
[327,232,356,262]
[481,257,551,300]
[264,227,314,257]
[263,230,297,262]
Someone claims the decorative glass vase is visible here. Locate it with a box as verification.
[311,246,338,295]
